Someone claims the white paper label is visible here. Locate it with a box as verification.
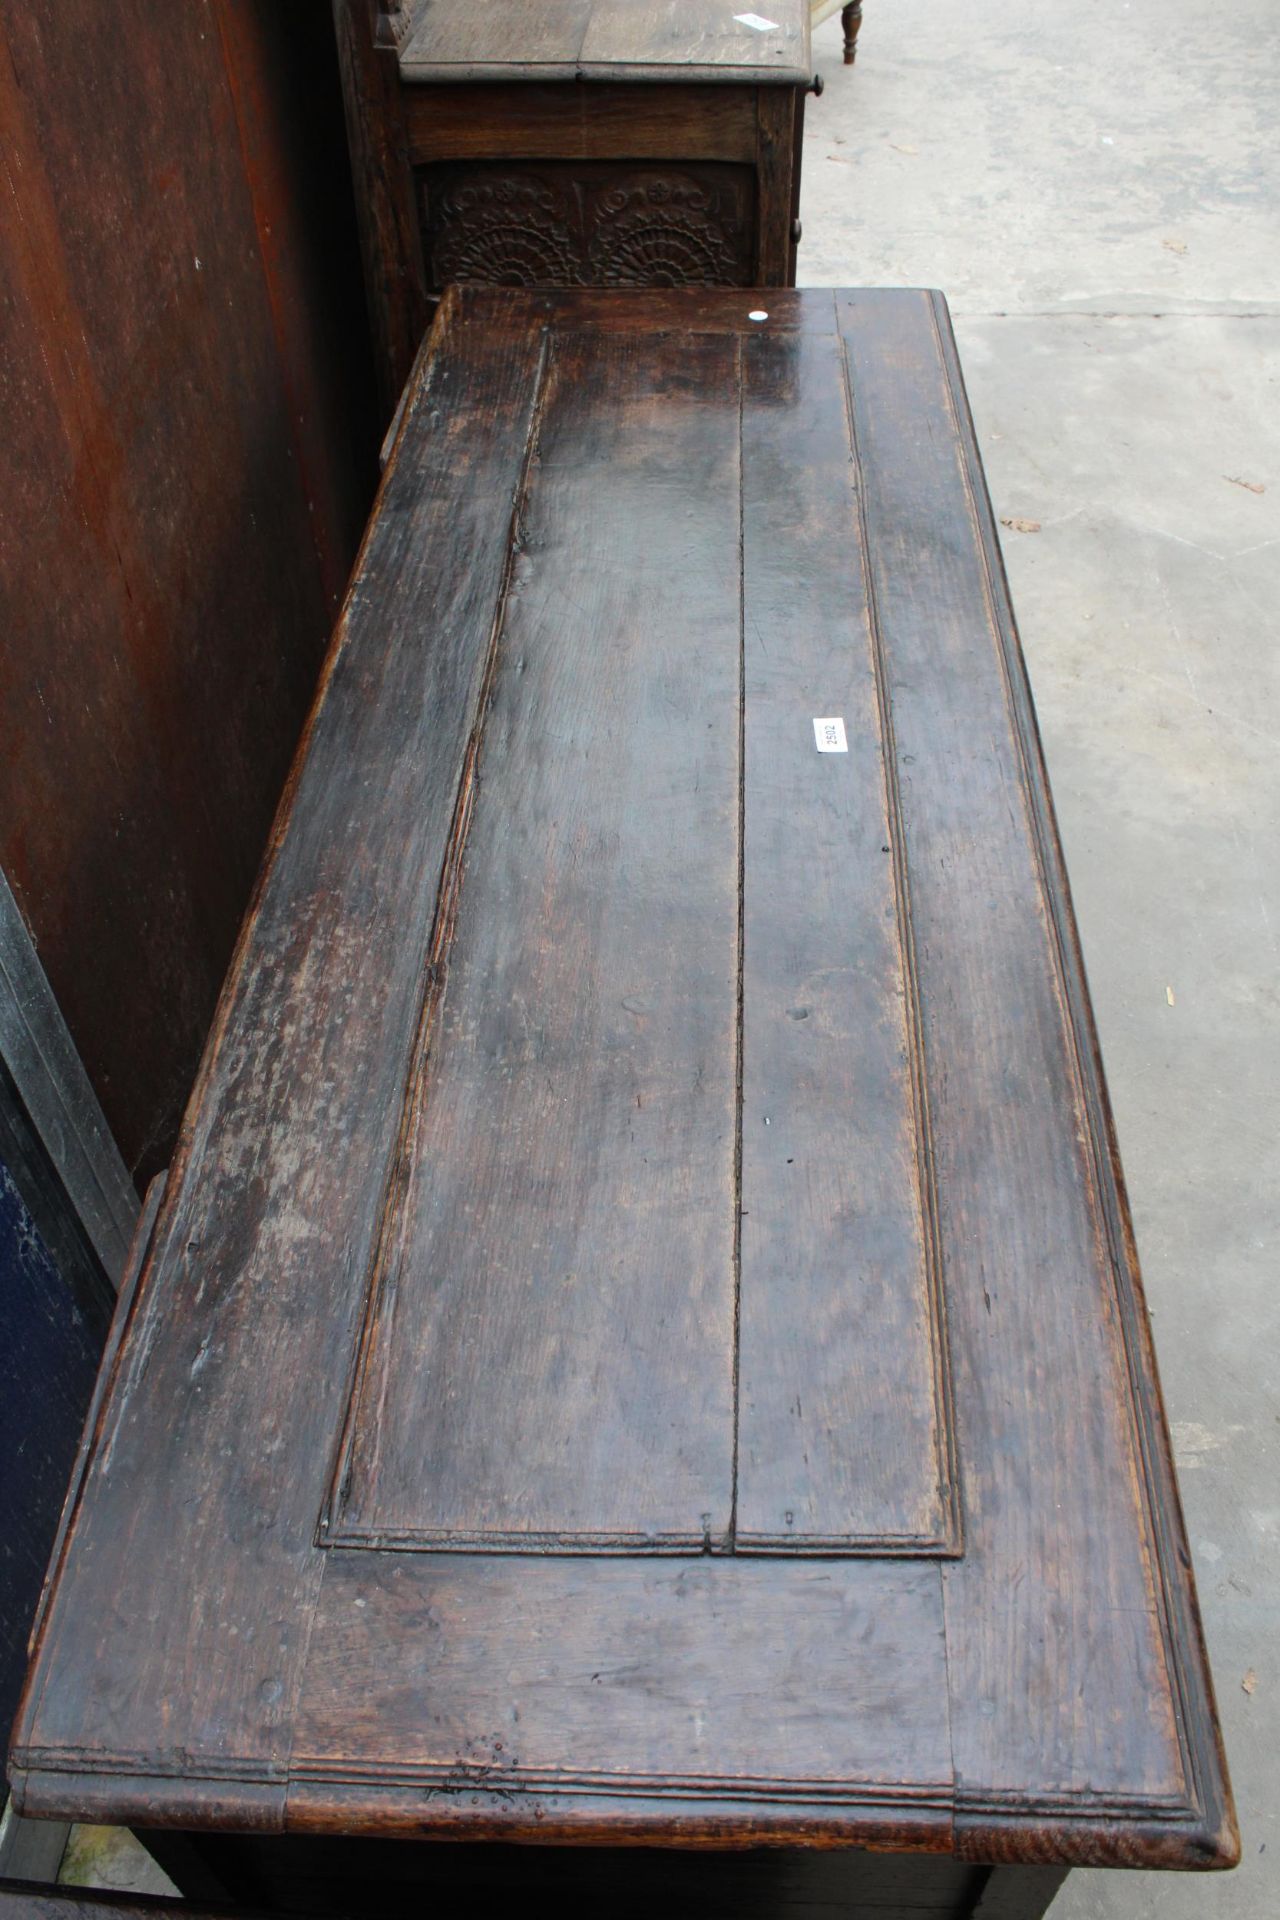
[813,717,848,753]
[735,13,780,32]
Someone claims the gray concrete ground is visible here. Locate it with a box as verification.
[803,3,1278,1915]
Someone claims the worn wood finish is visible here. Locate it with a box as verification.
[0,869,137,1289]
[399,0,811,85]
[419,160,758,295]
[0,0,377,1184]
[754,85,801,285]
[735,322,957,1556]
[10,292,1236,1905]
[336,1,811,406]
[330,327,742,1554]
[404,83,760,166]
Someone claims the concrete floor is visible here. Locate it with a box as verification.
[802,2,1278,1915]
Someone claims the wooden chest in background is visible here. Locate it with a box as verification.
[335,1,815,411]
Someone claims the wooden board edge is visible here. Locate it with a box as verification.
[955,1801,1240,1872]
[5,1764,284,1837]
[922,287,1240,1875]
[398,62,813,85]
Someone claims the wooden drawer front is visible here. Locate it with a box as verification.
[417,161,756,291]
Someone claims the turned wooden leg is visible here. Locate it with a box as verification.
[841,0,863,65]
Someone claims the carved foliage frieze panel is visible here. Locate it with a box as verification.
[419,163,755,292]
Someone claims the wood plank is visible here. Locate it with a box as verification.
[399,0,810,85]
[837,290,1230,1861]
[330,328,743,1552]
[404,82,759,167]
[579,1,809,83]
[10,287,1236,1872]
[12,295,549,1812]
[734,314,958,1554]
[754,85,798,283]
[0,865,137,1283]
[291,1553,953,1834]
[399,0,595,79]
[457,288,816,336]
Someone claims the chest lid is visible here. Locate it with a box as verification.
[396,0,812,86]
[11,289,1235,1871]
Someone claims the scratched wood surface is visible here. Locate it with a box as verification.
[734,319,958,1556]
[398,0,811,84]
[332,327,743,1552]
[10,291,1236,1885]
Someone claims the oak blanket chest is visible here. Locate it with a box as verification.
[10,289,1236,1917]
[335,0,814,411]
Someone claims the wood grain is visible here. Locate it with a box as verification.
[579,0,809,84]
[343,5,806,402]
[398,0,811,85]
[293,1553,951,1831]
[404,83,759,167]
[12,296,549,1820]
[837,289,1235,1868]
[754,86,802,283]
[331,328,743,1552]
[735,318,957,1555]
[11,290,1236,1880]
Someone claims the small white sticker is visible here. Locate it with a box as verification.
[813,716,848,753]
[735,12,780,32]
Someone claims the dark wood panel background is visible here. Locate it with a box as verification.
[0,0,378,1184]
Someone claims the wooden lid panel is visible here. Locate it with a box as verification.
[735,320,959,1555]
[398,0,812,86]
[835,293,1204,1839]
[10,289,1234,1868]
[11,313,555,1799]
[326,319,957,1557]
[329,327,744,1554]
